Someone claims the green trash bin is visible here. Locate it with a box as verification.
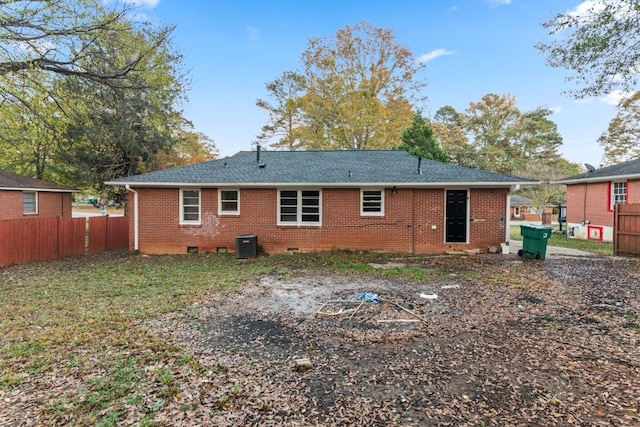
[518,224,553,260]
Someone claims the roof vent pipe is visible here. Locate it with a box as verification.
[348,170,352,178]
[417,157,423,175]
[256,144,261,163]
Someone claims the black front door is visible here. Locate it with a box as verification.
[446,190,467,243]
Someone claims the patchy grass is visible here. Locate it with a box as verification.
[510,225,613,255]
[0,250,452,426]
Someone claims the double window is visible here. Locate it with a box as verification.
[278,189,321,226]
[219,189,239,215]
[610,181,627,210]
[23,191,37,214]
[180,188,201,225]
[361,189,384,216]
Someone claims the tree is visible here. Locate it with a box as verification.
[459,94,563,174]
[0,3,187,205]
[463,94,523,173]
[0,0,175,90]
[256,21,425,150]
[156,129,217,169]
[517,159,581,215]
[598,91,640,165]
[400,112,449,162]
[431,106,475,167]
[537,1,640,98]
[254,72,305,149]
[58,23,187,206]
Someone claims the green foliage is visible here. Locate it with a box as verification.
[598,91,640,165]
[537,1,640,98]
[400,112,449,162]
[516,158,581,213]
[431,94,565,175]
[0,0,191,203]
[256,21,424,150]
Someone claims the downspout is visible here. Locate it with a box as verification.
[506,184,519,243]
[125,185,139,251]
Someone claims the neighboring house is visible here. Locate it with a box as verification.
[553,158,640,242]
[106,150,535,255]
[0,171,77,220]
[509,195,555,223]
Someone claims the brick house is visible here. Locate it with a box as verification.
[509,195,555,223]
[553,158,640,242]
[0,171,76,220]
[106,150,535,255]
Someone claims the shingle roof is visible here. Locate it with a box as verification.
[510,195,534,206]
[0,171,77,192]
[554,158,640,184]
[107,150,536,187]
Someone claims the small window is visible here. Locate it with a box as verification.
[514,206,521,218]
[278,189,321,226]
[361,189,384,216]
[611,181,627,210]
[23,191,38,214]
[219,189,239,215]
[180,188,200,225]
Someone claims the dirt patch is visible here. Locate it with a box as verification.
[146,255,640,426]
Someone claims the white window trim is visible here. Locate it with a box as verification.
[514,206,521,218]
[360,188,384,217]
[218,188,240,215]
[611,181,627,210]
[23,191,38,215]
[277,188,322,226]
[179,188,201,225]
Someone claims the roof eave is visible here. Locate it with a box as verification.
[0,186,79,192]
[106,180,538,188]
[552,173,640,185]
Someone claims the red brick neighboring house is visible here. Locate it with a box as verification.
[0,171,76,220]
[509,195,555,223]
[106,150,536,255]
[553,158,640,242]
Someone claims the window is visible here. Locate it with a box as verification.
[514,206,521,218]
[611,181,627,210]
[180,189,200,225]
[278,189,321,225]
[361,189,384,216]
[23,191,37,214]
[219,189,239,215]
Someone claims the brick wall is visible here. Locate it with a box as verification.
[566,179,640,228]
[0,190,71,220]
[128,186,510,255]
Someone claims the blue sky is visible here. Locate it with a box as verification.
[129,0,621,168]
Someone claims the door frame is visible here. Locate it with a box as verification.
[444,188,469,243]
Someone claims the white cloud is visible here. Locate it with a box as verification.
[124,0,159,7]
[485,0,512,5]
[599,90,632,106]
[549,106,563,114]
[575,98,593,105]
[567,0,632,22]
[567,0,604,17]
[417,48,454,64]
[450,6,459,12]
[246,26,261,42]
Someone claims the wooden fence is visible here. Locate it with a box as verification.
[614,203,640,257]
[0,216,128,267]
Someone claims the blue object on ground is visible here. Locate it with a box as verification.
[356,292,379,303]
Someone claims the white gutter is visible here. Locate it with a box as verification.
[552,173,640,185]
[125,185,139,251]
[106,180,539,188]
